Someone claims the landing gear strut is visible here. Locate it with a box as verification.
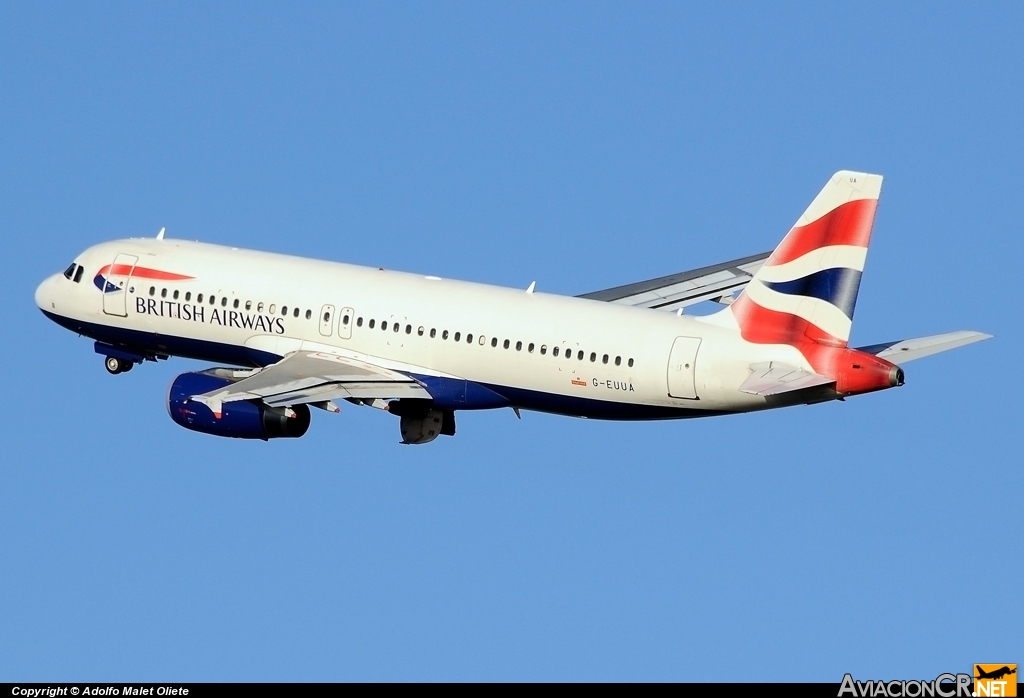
[104,356,133,374]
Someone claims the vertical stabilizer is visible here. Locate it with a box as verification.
[731,171,882,350]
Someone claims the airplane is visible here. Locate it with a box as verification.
[34,171,990,443]
[976,666,1016,681]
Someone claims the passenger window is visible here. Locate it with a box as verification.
[430,328,437,338]
[233,298,238,308]
[381,321,388,331]
[628,358,634,367]
[356,316,362,326]
[210,296,217,305]
[161,288,167,298]
[466,333,473,343]
[578,350,584,360]
[602,354,609,364]
[540,345,547,355]
[491,337,497,347]
[443,330,449,340]
[74,266,84,283]
[63,264,76,280]
[553,346,559,357]
[479,335,486,346]
[566,350,572,360]
[393,323,399,333]
[369,319,376,329]
[528,343,535,353]
[454,332,461,342]
[343,315,350,325]
[615,356,621,366]
[281,305,287,315]
[150,287,156,296]
[418,326,424,336]
[323,310,330,322]
[405,324,411,334]
[222,297,228,307]
[245,300,251,310]
[308,310,314,320]
[503,339,510,349]
[185,292,191,302]
[293,308,299,317]
[173,290,179,300]
[590,352,596,362]
[257,302,264,312]
[197,293,203,303]
[516,341,522,351]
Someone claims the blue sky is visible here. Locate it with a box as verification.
[1,2,1020,681]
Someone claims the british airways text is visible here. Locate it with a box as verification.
[135,298,285,334]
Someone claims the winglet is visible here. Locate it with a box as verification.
[156,227,166,240]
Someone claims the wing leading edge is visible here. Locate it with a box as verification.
[577,251,770,312]
[190,350,431,416]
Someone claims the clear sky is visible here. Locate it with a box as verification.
[1,2,1020,682]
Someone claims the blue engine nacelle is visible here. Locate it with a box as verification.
[167,371,311,440]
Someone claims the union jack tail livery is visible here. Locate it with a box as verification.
[733,170,881,348]
[729,171,903,394]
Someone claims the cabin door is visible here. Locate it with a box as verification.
[667,336,701,399]
[101,254,139,317]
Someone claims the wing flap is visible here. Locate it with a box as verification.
[578,251,770,311]
[856,331,992,365]
[739,362,835,396]
[262,381,431,407]
[192,351,431,412]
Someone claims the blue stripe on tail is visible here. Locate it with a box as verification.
[763,267,863,319]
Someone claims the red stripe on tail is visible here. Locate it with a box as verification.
[766,198,877,267]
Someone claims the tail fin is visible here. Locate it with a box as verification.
[731,171,882,348]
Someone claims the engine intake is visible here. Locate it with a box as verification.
[167,371,310,440]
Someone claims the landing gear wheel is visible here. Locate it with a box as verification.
[104,356,128,374]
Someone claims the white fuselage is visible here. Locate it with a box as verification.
[36,238,815,419]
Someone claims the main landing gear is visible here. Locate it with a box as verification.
[104,356,134,374]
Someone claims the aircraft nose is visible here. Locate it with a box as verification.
[35,274,59,312]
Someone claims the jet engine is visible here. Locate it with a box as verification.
[167,371,310,440]
[388,399,456,445]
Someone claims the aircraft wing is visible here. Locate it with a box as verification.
[191,350,431,415]
[856,331,992,365]
[577,251,770,312]
[739,362,834,396]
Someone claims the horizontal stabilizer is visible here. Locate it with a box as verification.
[739,361,834,396]
[856,331,992,365]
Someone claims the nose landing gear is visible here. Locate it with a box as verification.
[104,356,134,374]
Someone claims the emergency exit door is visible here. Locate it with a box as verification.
[337,307,354,340]
[319,304,336,336]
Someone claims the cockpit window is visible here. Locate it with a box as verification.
[63,263,76,280]
[73,266,84,283]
